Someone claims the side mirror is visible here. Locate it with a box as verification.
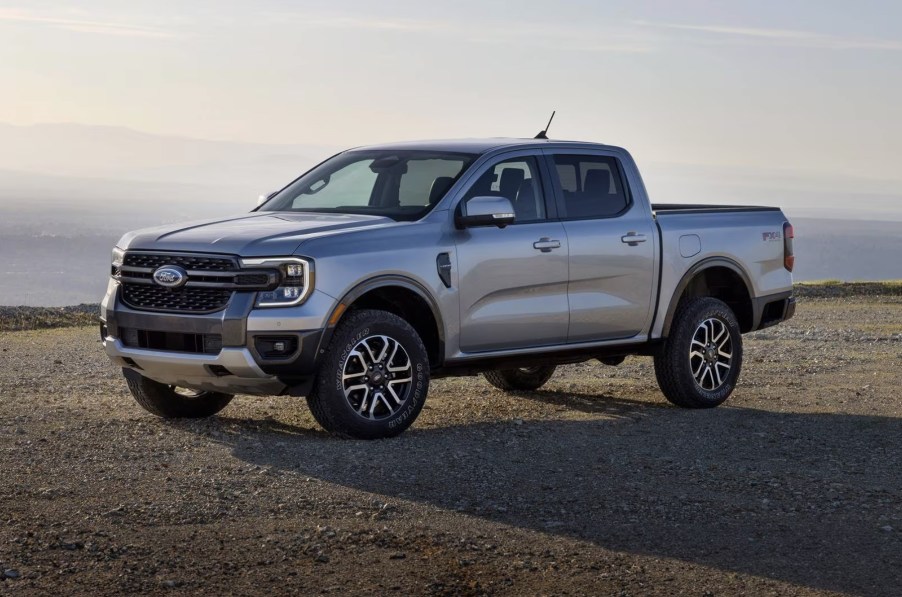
[455,196,516,229]
[257,191,277,207]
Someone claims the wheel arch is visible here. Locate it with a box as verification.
[662,258,755,337]
[322,276,445,368]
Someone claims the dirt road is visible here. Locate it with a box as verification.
[1,291,900,595]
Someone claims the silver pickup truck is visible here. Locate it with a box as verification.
[101,138,795,439]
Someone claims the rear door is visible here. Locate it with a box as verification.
[545,150,656,342]
[454,152,570,352]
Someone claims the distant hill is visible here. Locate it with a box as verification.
[0,122,333,189]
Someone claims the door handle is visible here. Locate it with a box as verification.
[533,238,561,252]
[621,232,647,246]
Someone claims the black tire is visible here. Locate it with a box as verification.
[654,297,743,408]
[306,309,429,439]
[124,372,234,418]
[483,365,557,392]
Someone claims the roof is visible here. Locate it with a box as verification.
[348,138,617,155]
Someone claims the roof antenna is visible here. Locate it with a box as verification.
[534,111,556,139]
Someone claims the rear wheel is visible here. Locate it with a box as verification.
[307,309,429,439]
[483,365,557,392]
[653,297,743,408]
[125,372,233,418]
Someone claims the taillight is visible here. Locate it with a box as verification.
[783,222,794,272]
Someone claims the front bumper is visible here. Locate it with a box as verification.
[105,339,287,395]
[101,280,333,396]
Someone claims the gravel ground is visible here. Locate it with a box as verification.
[1,294,900,596]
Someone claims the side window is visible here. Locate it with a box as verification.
[462,156,546,223]
[552,155,629,219]
[397,158,468,207]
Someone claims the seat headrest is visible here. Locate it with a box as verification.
[584,169,611,196]
[515,179,538,220]
[499,168,525,200]
[515,179,534,202]
[429,176,454,204]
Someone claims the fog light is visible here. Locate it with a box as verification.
[254,336,299,359]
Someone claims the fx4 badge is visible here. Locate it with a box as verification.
[762,231,782,242]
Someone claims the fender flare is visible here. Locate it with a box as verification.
[318,275,446,363]
[661,257,754,337]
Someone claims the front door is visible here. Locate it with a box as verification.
[454,154,570,352]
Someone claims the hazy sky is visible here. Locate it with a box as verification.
[2,0,901,185]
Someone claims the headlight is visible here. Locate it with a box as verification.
[111,247,124,276]
[239,257,313,308]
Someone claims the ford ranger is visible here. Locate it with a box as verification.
[101,138,796,439]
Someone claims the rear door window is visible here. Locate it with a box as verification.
[550,155,630,219]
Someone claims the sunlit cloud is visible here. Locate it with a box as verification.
[0,8,175,38]
[638,21,902,51]
[267,12,444,32]
[272,12,654,54]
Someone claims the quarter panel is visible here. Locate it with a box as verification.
[652,210,793,338]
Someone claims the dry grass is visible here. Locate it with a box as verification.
[0,304,99,332]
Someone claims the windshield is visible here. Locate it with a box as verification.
[260,150,476,220]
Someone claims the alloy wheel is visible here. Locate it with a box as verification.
[341,335,413,420]
[689,318,733,391]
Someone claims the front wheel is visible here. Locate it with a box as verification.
[483,366,557,392]
[653,297,743,408]
[125,372,234,418]
[307,309,429,439]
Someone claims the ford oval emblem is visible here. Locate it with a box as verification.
[152,265,188,288]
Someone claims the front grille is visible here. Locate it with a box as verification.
[121,327,222,354]
[123,253,237,271]
[122,284,233,313]
[116,251,279,314]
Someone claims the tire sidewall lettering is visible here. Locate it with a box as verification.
[334,326,371,392]
[387,362,426,429]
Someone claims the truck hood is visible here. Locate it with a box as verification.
[118,212,396,256]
